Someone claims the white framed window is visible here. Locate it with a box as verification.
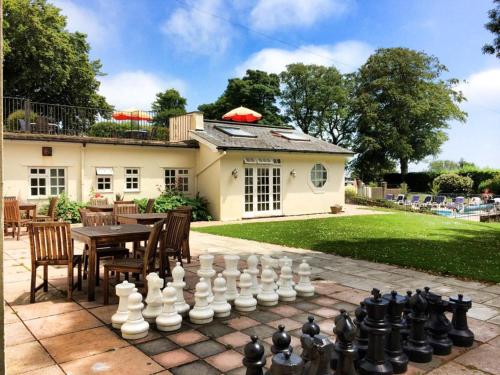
[96,168,113,192]
[124,168,140,192]
[164,168,189,192]
[310,164,328,188]
[29,167,66,198]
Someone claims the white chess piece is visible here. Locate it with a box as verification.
[277,264,297,302]
[189,278,214,324]
[172,262,190,315]
[277,256,294,287]
[156,285,183,331]
[247,255,261,296]
[142,273,164,322]
[295,259,315,297]
[223,255,240,301]
[211,273,231,317]
[198,250,216,303]
[261,255,278,286]
[112,280,136,329]
[235,270,257,312]
[257,266,279,306]
[121,291,149,339]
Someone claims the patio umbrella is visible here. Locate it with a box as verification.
[112,108,152,121]
[222,106,262,123]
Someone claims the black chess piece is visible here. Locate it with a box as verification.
[358,288,393,375]
[354,301,368,360]
[272,325,293,355]
[383,291,408,374]
[302,316,321,338]
[448,294,474,347]
[403,289,433,363]
[333,309,358,375]
[243,336,267,375]
[400,291,412,341]
[301,316,334,375]
[266,351,304,375]
[301,316,320,367]
[425,290,453,355]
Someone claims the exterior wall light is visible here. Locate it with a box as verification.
[232,168,239,179]
[290,169,297,177]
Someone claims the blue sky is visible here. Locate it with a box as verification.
[53,0,500,169]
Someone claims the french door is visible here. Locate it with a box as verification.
[244,166,282,218]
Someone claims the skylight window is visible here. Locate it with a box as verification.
[215,126,256,138]
[272,130,310,141]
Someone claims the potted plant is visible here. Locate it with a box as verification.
[330,204,342,214]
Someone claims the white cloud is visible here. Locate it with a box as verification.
[99,71,187,110]
[236,41,373,75]
[161,0,232,55]
[458,68,500,110]
[250,0,349,31]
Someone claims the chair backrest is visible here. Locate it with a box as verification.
[28,222,73,263]
[113,202,138,215]
[411,195,420,203]
[81,211,116,226]
[423,195,432,204]
[435,195,446,203]
[164,210,191,252]
[145,198,155,213]
[455,196,465,204]
[4,199,21,222]
[142,219,165,274]
[4,196,17,200]
[396,194,405,202]
[47,197,58,219]
[384,194,394,200]
[90,197,108,206]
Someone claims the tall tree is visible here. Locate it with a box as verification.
[151,89,187,126]
[353,48,466,180]
[3,0,109,108]
[198,69,284,125]
[483,0,500,58]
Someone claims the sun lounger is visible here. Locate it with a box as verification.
[405,195,420,206]
[419,195,432,207]
[384,194,394,201]
[395,194,405,205]
[432,195,446,207]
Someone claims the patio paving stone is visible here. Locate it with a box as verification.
[13,299,82,321]
[20,365,65,375]
[467,318,500,343]
[5,321,35,347]
[168,329,208,346]
[267,317,303,331]
[205,350,244,373]
[455,343,500,374]
[426,361,489,374]
[169,360,220,375]
[88,304,119,324]
[310,307,340,318]
[268,304,302,317]
[152,348,197,369]
[216,331,251,348]
[241,323,277,339]
[185,340,227,358]
[6,341,55,375]
[196,321,236,338]
[136,338,179,356]
[226,316,260,330]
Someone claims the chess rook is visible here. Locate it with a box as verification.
[448,294,474,347]
[111,280,136,329]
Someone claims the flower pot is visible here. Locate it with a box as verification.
[330,205,342,214]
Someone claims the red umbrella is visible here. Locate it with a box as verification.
[112,108,152,121]
[222,106,262,123]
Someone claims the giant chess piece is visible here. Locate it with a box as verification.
[295,259,315,297]
[354,302,369,360]
[425,290,453,355]
[121,291,149,339]
[172,262,190,316]
[235,270,258,312]
[448,294,474,347]
[142,273,164,323]
[301,316,321,367]
[277,264,297,302]
[243,335,267,375]
[189,278,214,324]
[257,266,279,306]
[261,255,278,286]
[358,288,393,375]
[198,250,216,303]
[211,273,231,317]
[333,310,358,375]
[271,325,293,355]
[223,254,241,301]
[266,351,304,375]
[400,291,413,341]
[403,289,433,363]
[277,256,293,288]
[300,321,334,375]
[111,280,136,329]
[156,285,182,332]
[383,291,409,374]
[247,255,261,296]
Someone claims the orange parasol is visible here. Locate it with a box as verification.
[112,108,152,121]
[222,106,262,123]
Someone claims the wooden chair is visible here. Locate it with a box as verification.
[90,197,108,206]
[103,219,164,304]
[113,202,139,215]
[174,206,192,263]
[28,222,82,303]
[4,200,31,240]
[160,210,191,277]
[78,209,129,286]
[35,196,58,222]
[4,196,17,200]
[145,198,155,213]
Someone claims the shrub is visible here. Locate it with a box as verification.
[54,193,87,223]
[345,185,357,202]
[457,167,500,192]
[478,175,500,194]
[432,173,473,194]
[87,121,169,140]
[6,109,38,131]
[135,193,212,222]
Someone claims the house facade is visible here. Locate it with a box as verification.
[4,112,353,221]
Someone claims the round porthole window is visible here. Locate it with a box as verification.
[310,164,327,188]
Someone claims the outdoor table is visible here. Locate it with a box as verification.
[71,224,151,301]
[19,203,37,219]
[87,204,114,212]
[116,213,169,225]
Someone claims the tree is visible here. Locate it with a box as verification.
[198,69,284,125]
[483,0,500,58]
[428,160,460,172]
[353,48,466,180]
[3,0,109,109]
[151,89,187,126]
[280,63,357,148]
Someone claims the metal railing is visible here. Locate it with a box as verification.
[3,97,169,141]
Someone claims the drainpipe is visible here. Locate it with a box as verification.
[80,144,86,201]
[195,151,226,192]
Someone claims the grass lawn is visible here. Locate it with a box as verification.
[194,212,500,283]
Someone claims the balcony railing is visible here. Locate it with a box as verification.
[3,97,169,141]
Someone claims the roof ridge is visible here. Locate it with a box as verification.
[204,119,294,129]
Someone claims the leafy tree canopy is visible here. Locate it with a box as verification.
[3,0,109,109]
[151,89,187,126]
[483,0,500,58]
[352,48,466,181]
[198,69,285,125]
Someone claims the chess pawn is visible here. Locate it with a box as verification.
[121,291,149,340]
[271,325,293,355]
[111,280,136,329]
[257,266,279,306]
[243,335,267,375]
[247,255,261,296]
[198,250,216,303]
[333,310,358,375]
[448,294,474,347]
[172,262,190,315]
[261,255,278,285]
[403,289,433,363]
[383,291,409,374]
[235,271,258,312]
[277,256,293,287]
[223,255,241,301]
[294,259,315,297]
[156,285,182,332]
[211,273,232,317]
[277,265,296,302]
[425,290,452,355]
[142,273,164,323]
[189,278,214,324]
[354,302,368,360]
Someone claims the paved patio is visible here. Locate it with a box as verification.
[3,227,500,374]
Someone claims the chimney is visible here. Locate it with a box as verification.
[169,111,204,142]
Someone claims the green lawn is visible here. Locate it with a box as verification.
[194,212,500,283]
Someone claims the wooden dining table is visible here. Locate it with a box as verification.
[87,205,114,212]
[19,203,37,219]
[116,213,169,225]
[71,224,151,301]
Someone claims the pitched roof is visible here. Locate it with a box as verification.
[192,120,354,155]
